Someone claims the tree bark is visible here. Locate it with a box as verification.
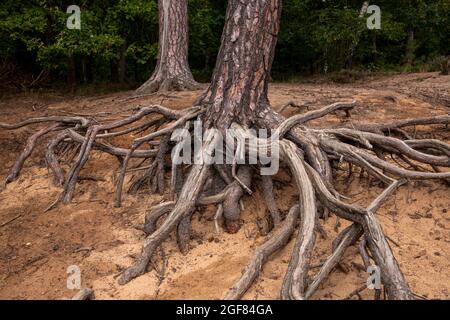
[197,0,282,130]
[405,30,415,67]
[67,55,77,93]
[136,0,199,94]
[118,39,127,83]
[440,56,449,75]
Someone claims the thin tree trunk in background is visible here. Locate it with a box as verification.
[81,57,87,84]
[136,0,199,94]
[203,52,209,72]
[440,56,449,75]
[346,1,370,70]
[111,59,118,83]
[86,56,93,83]
[67,55,76,93]
[118,39,127,83]
[405,30,415,67]
[134,60,138,82]
[197,0,282,131]
[372,32,377,61]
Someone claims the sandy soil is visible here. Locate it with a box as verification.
[0,72,449,300]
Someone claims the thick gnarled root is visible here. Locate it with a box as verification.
[135,73,201,95]
[6,124,60,183]
[224,204,299,300]
[280,140,317,300]
[118,164,210,285]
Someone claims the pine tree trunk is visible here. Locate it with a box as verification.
[67,55,77,93]
[136,0,199,94]
[440,56,449,75]
[405,30,415,67]
[197,0,282,130]
[118,39,127,83]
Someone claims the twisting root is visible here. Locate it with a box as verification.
[222,167,253,233]
[118,132,216,285]
[359,237,371,269]
[45,131,70,186]
[344,284,368,300]
[214,204,224,234]
[305,179,406,299]
[128,135,171,194]
[177,213,193,255]
[119,163,209,285]
[363,193,414,299]
[0,116,89,129]
[308,224,363,299]
[2,105,184,208]
[261,176,281,228]
[6,123,61,183]
[61,125,100,203]
[224,204,299,300]
[280,140,317,300]
[142,202,175,235]
[115,107,202,207]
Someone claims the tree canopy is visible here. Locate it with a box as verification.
[1,0,449,90]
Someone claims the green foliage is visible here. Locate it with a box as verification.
[188,0,225,74]
[0,0,448,90]
[274,0,450,76]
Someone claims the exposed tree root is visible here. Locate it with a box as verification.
[71,288,94,300]
[224,204,300,300]
[2,100,449,300]
[261,176,281,227]
[135,75,201,95]
[45,131,69,186]
[118,163,210,285]
[306,224,363,299]
[5,123,61,183]
[223,166,253,233]
[344,284,368,300]
[280,140,317,300]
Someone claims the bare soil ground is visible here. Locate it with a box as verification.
[0,72,449,300]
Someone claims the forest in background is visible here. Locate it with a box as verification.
[0,0,449,92]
